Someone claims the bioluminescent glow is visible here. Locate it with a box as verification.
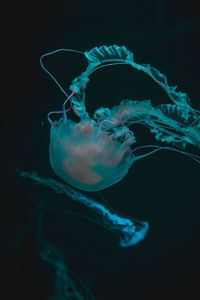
[40,45,200,192]
[16,169,149,247]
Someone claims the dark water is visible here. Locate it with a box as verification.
[2,1,200,299]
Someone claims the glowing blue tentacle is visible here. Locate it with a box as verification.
[132,145,200,163]
[40,48,84,97]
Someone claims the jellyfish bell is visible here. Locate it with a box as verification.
[50,113,136,191]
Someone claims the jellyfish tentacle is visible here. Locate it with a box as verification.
[132,145,200,164]
[40,50,68,97]
[40,48,85,122]
[47,110,62,125]
[62,91,76,124]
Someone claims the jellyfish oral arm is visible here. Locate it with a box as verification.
[104,99,200,149]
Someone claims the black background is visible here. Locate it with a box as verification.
[2,1,200,299]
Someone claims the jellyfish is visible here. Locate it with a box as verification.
[40,45,200,192]
[15,169,149,247]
